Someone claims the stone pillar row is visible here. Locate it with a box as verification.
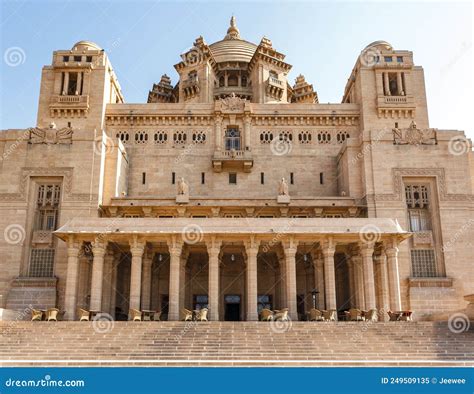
[63,236,401,321]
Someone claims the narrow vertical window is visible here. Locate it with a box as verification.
[60,72,65,96]
[260,172,265,185]
[201,172,205,184]
[290,172,294,185]
[172,172,176,184]
[142,172,146,185]
[229,173,237,184]
[320,172,324,184]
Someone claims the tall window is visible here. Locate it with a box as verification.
[35,184,61,231]
[411,249,437,277]
[225,127,241,151]
[29,248,55,277]
[67,72,78,95]
[405,185,431,232]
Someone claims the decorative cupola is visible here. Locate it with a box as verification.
[147,74,175,103]
[292,74,318,103]
[224,16,240,40]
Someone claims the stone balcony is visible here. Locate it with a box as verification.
[377,94,415,118]
[182,77,200,99]
[266,76,284,100]
[212,149,253,172]
[49,94,89,115]
[31,230,53,245]
[214,86,252,100]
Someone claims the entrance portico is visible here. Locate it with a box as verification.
[57,218,409,321]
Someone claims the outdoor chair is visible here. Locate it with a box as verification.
[388,310,400,321]
[308,308,324,321]
[181,308,193,321]
[399,311,413,321]
[46,308,60,321]
[129,308,143,321]
[322,309,337,321]
[274,308,289,321]
[344,308,363,321]
[31,309,43,321]
[260,308,274,321]
[364,309,378,322]
[196,308,208,321]
[77,308,90,321]
[152,311,162,321]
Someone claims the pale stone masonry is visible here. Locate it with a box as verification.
[0,17,473,322]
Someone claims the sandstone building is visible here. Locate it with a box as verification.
[1,17,473,322]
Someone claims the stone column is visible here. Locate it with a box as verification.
[168,240,183,321]
[244,114,251,150]
[90,241,106,311]
[64,239,81,320]
[109,256,118,318]
[278,256,287,309]
[360,243,376,310]
[129,240,145,312]
[101,250,114,315]
[214,115,222,151]
[346,255,355,308]
[351,254,365,309]
[207,239,221,321]
[397,72,403,95]
[322,239,337,312]
[312,254,325,310]
[385,243,402,311]
[245,240,259,321]
[141,251,153,310]
[179,254,187,312]
[76,72,82,95]
[383,72,390,96]
[374,253,390,320]
[63,72,69,95]
[284,242,298,320]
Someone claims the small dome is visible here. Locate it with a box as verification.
[363,40,393,51]
[209,16,257,63]
[71,41,101,51]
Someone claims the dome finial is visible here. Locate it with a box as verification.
[225,15,240,40]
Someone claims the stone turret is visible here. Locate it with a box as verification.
[148,74,175,103]
[292,74,318,103]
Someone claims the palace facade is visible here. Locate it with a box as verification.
[1,17,473,322]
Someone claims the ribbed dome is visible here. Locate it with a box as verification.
[363,40,393,51]
[209,39,257,63]
[71,41,101,51]
[209,16,257,63]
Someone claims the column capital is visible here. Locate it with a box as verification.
[244,236,260,254]
[129,241,146,257]
[358,242,375,257]
[321,238,335,257]
[205,236,222,253]
[91,240,106,257]
[385,246,399,258]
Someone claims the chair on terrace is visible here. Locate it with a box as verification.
[129,308,143,321]
[308,308,324,322]
[274,308,289,321]
[344,308,363,322]
[364,309,378,322]
[46,308,60,321]
[153,311,162,321]
[77,308,90,321]
[196,308,208,321]
[181,308,193,321]
[322,309,337,322]
[31,309,43,321]
[260,308,274,321]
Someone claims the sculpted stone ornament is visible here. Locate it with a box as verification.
[29,122,73,145]
[176,177,189,203]
[277,177,290,203]
[220,92,246,112]
[393,121,437,146]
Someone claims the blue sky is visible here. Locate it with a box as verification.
[1,1,472,139]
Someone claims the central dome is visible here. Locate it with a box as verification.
[209,17,257,63]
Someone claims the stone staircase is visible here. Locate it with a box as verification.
[1,321,473,366]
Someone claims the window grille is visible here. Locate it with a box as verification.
[411,249,437,277]
[29,248,55,277]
